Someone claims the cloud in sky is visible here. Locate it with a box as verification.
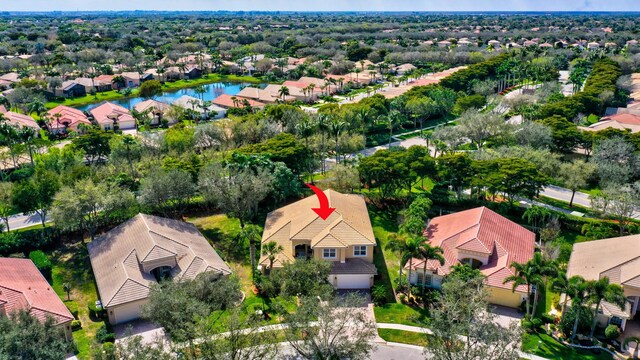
[3,0,640,12]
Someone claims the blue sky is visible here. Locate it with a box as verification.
[3,0,640,12]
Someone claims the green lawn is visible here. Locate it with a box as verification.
[46,90,128,109]
[49,242,107,360]
[374,303,429,326]
[522,333,612,360]
[378,329,430,347]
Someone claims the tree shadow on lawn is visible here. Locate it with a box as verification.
[199,227,250,265]
[51,242,96,296]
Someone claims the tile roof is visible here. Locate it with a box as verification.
[567,235,640,286]
[88,214,232,308]
[406,207,535,292]
[0,258,73,325]
[331,258,377,275]
[133,99,171,114]
[260,190,375,268]
[46,105,91,131]
[3,111,40,131]
[211,94,266,109]
[89,102,135,125]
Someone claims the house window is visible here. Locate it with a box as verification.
[104,126,111,131]
[353,246,367,257]
[461,258,483,270]
[323,248,337,259]
[424,274,433,286]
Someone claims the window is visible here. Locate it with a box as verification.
[461,258,483,270]
[323,248,337,259]
[610,316,623,326]
[353,246,367,256]
[424,274,433,286]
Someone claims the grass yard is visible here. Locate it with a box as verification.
[522,333,612,360]
[377,328,430,347]
[49,242,106,360]
[46,90,128,109]
[374,303,429,326]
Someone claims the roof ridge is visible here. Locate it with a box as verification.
[600,255,640,279]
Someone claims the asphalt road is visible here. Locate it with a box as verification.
[540,185,592,209]
[3,212,45,231]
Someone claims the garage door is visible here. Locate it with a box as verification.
[111,300,145,324]
[336,274,371,289]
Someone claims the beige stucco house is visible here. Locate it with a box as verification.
[88,214,232,325]
[566,235,640,331]
[406,207,535,308]
[260,189,377,289]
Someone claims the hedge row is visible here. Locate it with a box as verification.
[439,53,511,92]
[536,59,623,120]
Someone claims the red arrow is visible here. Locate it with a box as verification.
[306,184,336,220]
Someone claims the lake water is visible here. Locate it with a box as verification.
[75,82,265,111]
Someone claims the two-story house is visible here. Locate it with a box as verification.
[567,235,640,332]
[260,189,377,289]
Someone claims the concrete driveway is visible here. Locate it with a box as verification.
[489,305,524,328]
[114,319,166,344]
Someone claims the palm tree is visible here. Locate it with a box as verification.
[328,118,346,164]
[119,87,133,109]
[27,99,46,117]
[551,271,573,324]
[587,277,627,338]
[386,110,403,149]
[261,241,283,274]
[385,235,413,294]
[194,85,207,101]
[354,108,372,137]
[418,243,445,296]
[295,119,316,182]
[112,75,126,89]
[316,114,330,173]
[403,236,428,298]
[568,277,590,342]
[354,68,362,83]
[239,224,262,281]
[503,253,553,318]
[122,135,138,178]
[278,86,290,101]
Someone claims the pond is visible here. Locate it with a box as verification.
[75,82,266,111]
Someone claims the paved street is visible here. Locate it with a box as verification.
[540,185,591,208]
[3,212,45,231]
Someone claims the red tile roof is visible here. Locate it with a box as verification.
[212,94,266,109]
[90,102,134,124]
[601,113,640,125]
[407,207,535,292]
[0,258,73,325]
[47,105,91,131]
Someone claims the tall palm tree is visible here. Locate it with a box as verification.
[122,135,138,178]
[385,234,409,294]
[194,85,207,101]
[316,114,330,173]
[386,110,403,149]
[568,277,590,342]
[403,236,428,298]
[328,118,346,164]
[295,119,317,182]
[260,241,283,274]
[418,243,445,295]
[239,224,262,281]
[27,99,47,117]
[354,108,372,138]
[504,254,550,318]
[551,271,572,324]
[587,277,627,338]
[278,86,290,102]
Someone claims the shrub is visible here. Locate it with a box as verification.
[371,285,388,306]
[531,317,543,330]
[71,320,82,331]
[540,313,556,324]
[95,324,115,343]
[605,324,621,340]
[521,319,534,333]
[66,302,79,319]
[398,294,406,304]
[29,250,52,280]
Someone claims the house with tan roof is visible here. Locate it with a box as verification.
[566,235,640,331]
[46,105,92,133]
[0,258,74,339]
[88,214,232,325]
[2,111,40,132]
[260,190,377,289]
[406,207,535,308]
[90,102,136,131]
[172,95,226,119]
[133,99,173,125]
